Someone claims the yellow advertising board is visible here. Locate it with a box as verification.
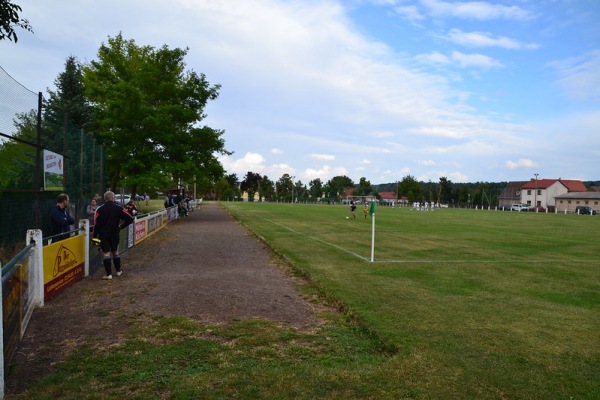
[43,235,85,300]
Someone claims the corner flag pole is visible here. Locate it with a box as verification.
[369,201,376,262]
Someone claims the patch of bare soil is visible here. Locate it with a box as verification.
[5,202,320,395]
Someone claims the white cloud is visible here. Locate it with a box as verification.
[445,29,539,50]
[415,50,503,69]
[218,152,266,175]
[419,159,436,166]
[548,50,600,103]
[505,158,536,169]
[304,165,348,181]
[310,153,336,161]
[451,51,503,69]
[420,0,531,21]
[393,5,426,21]
[271,148,284,154]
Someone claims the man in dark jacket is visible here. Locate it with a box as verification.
[49,193,75,242]
[93,191,134,280]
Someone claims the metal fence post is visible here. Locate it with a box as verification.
[26,230,45,309]
[79,219,90,277]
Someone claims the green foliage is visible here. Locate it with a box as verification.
[275,173,293,202]
[353,177,373,196]
[83,33,229,196]
[259,174,275,201]
[0,0,32,43]
[397,174,422,202]
[325,175,354,199]
[0,111,36,189]
[308,178,323,199]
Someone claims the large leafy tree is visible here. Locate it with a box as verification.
[308,178,323,199]
[83,33,229,196]
[258,175,275,201]
[326,175,354,199]
[240,171,261,201]
[398,175,422,202]
[276,174,293,202]
[0,0,32,43]
[354,177,373,196]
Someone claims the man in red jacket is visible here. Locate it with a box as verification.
[93,191,134,280]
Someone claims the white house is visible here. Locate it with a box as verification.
[520,179,587,209]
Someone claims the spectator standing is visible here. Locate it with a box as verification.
[86,198,97,227]
[93,191,134,280]
[126,200,139,216]
[49,193,75,242]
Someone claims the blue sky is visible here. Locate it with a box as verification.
[1,0,599,184]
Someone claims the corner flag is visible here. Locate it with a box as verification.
[369,201,376,262]
[369,201,376,216]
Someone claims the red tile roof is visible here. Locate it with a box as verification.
[379,191,396,200]
[520,179,586,192]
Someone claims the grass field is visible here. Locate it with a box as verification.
[10,202,598,399]
[223,202,599,399]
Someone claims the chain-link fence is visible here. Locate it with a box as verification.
[0,66,105,259]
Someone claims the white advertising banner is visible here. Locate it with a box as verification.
[43,149,64,191]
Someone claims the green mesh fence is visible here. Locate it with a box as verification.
[0,66,105,259]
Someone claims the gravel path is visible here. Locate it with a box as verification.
[5,202,319,395]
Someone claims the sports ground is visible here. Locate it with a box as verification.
[6,202,598,399]
[225,202,599,399]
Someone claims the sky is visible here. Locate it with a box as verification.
[1,0,599,185]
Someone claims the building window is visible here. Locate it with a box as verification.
[567,201,571,204]
[585,201,589,204]
[537,189,541,195]
[527,190,531,195]
[576,201,580,204]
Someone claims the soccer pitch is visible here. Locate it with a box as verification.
[224,202,600,399]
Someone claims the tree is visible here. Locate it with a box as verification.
[326,175,354,199]
[438,177,453,204]
[44,56,91,133]
[398,175,422,203]
[276,174,293,202]
[354,177,373,196]
[240,171,261,201]
[308,178,323,200]
[43,56,96,198]
[0,110,37,189]
[0,0,32,43]
[293,180,307,202]
[83,33,229,197]
[258,175,275,201]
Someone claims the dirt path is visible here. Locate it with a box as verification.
[5,202,319,395]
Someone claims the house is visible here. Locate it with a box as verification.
[342,187,378,204]
[555,192,600,213]
[499,181,526,207]
[519,179,587,210]
[378,191,397,205]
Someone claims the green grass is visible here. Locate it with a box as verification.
[9,203,599,399]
